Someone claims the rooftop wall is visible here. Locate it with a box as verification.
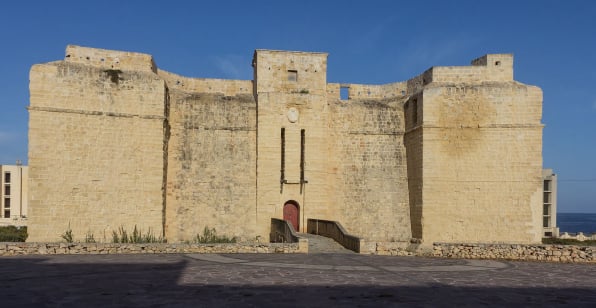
[429,54,514,84]
[65,45,157,73]
[157,70,253,96]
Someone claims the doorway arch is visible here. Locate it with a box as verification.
[283,200,300,232]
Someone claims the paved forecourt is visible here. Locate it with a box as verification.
[1,253,595,307]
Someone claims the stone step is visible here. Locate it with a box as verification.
[298,233,355,254]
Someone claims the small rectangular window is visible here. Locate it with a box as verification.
[340,87,349,100]
[4,198,9,207]
[543,180,551,192]
[543,216,550,228]
[287,70,298,82]
[4,172,10,183]
[543,192,551,204]
[3,209,9,218]
[4,185,9,196]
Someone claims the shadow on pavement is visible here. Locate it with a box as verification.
[0,256,594,307]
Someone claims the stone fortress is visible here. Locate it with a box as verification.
[27,45,544,249]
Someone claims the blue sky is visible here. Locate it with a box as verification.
[0,0,594,213]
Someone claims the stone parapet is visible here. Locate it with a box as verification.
[157,69,253,96]
[65,45,157,73]
[432,243,596,263]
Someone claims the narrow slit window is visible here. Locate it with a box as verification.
[412,99,418,126]
[280,128,285,184]
[300,129,305,184]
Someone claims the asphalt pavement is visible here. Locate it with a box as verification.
[0,252,595,307]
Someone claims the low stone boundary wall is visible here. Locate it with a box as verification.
[433,243,596,263]
[361,241,414,256]
[3,241,595,263]
[0,242,304,256]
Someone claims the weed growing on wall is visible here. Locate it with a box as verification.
[61,224,74,243]
[194,227,237,243]
[111,225,165,243]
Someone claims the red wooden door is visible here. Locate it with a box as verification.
[283,202,300,231]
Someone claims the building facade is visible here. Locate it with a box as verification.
[542,169,559,237]
[27,45,544,247]
[0,163,28,226]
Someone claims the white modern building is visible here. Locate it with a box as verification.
[542,169,558,237]
[0,162,28,226]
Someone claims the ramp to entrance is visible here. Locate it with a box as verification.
[307,218,362,253]
[298,233,355,254]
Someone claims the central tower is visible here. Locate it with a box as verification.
[252,50,330,236]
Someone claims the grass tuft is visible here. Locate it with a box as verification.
[194,226,236,243]
[542,237,596,246]
[112,225,165,243]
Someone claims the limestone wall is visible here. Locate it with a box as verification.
[165,89,257,242]
[329,98,412,241]
[418,82,543,244]
[28,57,167,242]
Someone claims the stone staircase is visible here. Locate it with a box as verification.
[298,233,355,254]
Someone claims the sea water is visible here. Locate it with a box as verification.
[557,213,596,235]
